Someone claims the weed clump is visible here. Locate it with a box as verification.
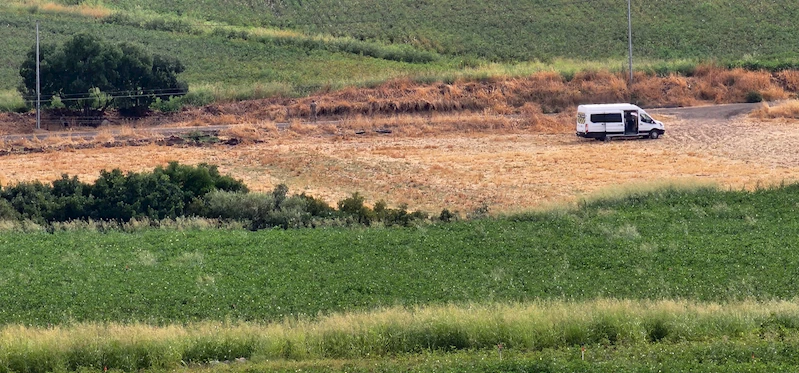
[751,100,799,120]
[746,91,764,103]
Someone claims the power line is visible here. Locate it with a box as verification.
[21,91,185,106]
[20,88,187,104]
[53,87,186,98]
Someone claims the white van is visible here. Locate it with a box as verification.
[576,103,665,141]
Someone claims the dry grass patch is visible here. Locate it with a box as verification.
[108,125,147,141]
[690,66,788,103]
[6,0,113,18]
[41,134,77,148]
[219,121,279,143]
[751,100,799,120]
[93,128,115,144]
[633,73,699,107]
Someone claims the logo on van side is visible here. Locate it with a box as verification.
[577,112,586,125]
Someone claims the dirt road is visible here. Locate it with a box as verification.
[650,102,799,169]
[649,102,766,121]
[0,103,765,142]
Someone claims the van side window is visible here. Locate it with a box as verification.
[641,113,653,123]
[590,113,623,123]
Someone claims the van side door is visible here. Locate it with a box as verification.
[590,112,624,134]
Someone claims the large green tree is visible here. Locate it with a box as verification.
[19,33,187,118]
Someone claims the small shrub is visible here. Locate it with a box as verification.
[0,199,20,221]
[203,190,272,222]
[646,318,671,342]
[746,91,764,103]
[300,193,336,218]
[182,130,220,145]
[184,90,215,106]
[337,192,375,225]
[467,202,490,220]
[250,194,314,230]
[0,91,28,113]
[589,318,619,345]
[48,95,66,109]
[101,12,137,27]
[439,209,457,222]
[151,96,183,113]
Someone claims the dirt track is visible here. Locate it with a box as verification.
[652,103,799,169]
[1,103,798,213]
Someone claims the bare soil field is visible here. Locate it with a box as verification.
[1,106,798,214]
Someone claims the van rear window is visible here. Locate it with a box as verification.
[590,113,623,123]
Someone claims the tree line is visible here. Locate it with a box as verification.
[19,33,187,118]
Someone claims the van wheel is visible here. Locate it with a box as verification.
[649,130,660,140]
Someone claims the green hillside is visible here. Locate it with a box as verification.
[0,5,446,102]
[89,0,799,61]
[2,0,799,108]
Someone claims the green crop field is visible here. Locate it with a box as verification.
[75,0,799,62]
[2,183,799,372]
[2,184,799,325]
[2,0,799,108]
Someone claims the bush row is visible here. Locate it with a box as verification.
[0,162,246,224]
[0,162,438,229]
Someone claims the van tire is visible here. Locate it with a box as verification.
[649,130,660,140]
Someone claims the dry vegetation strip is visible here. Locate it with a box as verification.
[4,65,798,134]
[3,0,113,18]
[3,300,799,364]
[188,66,798,126]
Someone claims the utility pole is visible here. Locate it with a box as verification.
[626,0,633,85]
[36,20,41,130]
